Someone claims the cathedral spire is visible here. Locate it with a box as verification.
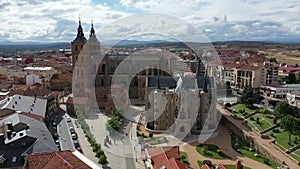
[73,16,87,42]
[90,20,95,37]
[77,17,84,38]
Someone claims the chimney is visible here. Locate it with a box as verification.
[7,129,12,139]
[26,124,30,130]
[236,159,241,169]
[7,122,13,132]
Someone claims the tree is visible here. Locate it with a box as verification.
[98,154,108,165]
[274,102,295,117]
[281,115,298,142]
[106,117,121,130]
[287,72,296,84]
[268,58,278,63]
[241,86,256,105]
[296,73,300,84]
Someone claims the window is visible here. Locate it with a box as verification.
[75,45,78,51]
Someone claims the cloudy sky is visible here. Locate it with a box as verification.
[0,0,300,43]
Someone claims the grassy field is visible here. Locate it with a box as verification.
[230,104,255,118]
[231,134,278,169]
[196,143,231,159]
[266,128,300,152]
[247,113,276,132]
[145,137,168,145]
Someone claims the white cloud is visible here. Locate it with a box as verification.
[0,0,299,42]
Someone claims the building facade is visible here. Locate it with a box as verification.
[145,61,217,136]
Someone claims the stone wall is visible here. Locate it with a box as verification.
[220,115,283,165]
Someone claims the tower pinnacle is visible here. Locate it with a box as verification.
[90,20,95,37]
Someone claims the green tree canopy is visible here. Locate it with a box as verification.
[268,57,278,63]
[274,101,296,117]
[280,115,298,142]
[240,86,256,105]
[287,72,296,84]
[296,73,300,84]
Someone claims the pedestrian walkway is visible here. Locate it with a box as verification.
[71,117,102,168]
[85,112,137,169]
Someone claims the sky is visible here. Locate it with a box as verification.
[0,0,300,43]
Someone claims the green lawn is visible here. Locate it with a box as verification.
[230,104,255,118]
[196,144,231,159]
[180,151,190,165]
[266,128,300,152]
[290,149,300,162]
[231,134,278,169]
[247,113,275,132]
[224,164,251,169]
[147,137,168,145]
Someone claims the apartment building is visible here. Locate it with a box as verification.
[23,67,57,88]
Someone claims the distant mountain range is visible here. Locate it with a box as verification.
[0,40,299,51]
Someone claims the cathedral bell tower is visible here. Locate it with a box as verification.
[71,17,87,67]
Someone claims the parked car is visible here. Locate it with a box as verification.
[53,133,59,139]
[71,133,78,139]
[66,117,71,123]
[76,146,83,153]
[73,140,80,147]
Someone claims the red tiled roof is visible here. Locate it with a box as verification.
[164,158,187,169]
[216,163,227,169]
[201,164,211,169]
[8,85,52,97]
[51,73,73,80]
[237,65,263,71]
[223,62,240,68]
[24,150,92,169]
[20,112,44,122]
[147,147,169,169]
[147,146,188,169]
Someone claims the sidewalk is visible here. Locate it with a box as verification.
[85,113,131,169]
[71,117,102,169]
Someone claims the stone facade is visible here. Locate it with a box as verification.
[145,61,217,136]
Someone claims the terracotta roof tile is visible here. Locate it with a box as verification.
[147,146,188,169]
[24,151,92,169]
[201,164,211,169]
[216,163,227,169]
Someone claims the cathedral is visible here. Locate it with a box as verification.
[70,18,175,114]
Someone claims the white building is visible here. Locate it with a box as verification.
[25,74,42,86]
[260,84,300,98]
[286,91,300,108]
[23,67,56,88]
